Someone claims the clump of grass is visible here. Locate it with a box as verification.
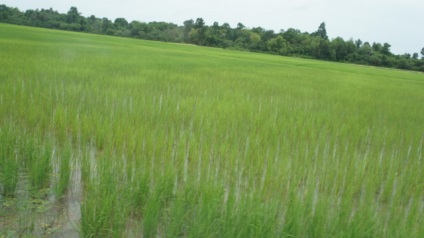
[141,175,175,238]
[54,142,72,198]
[80,149,130,237]
[0,123,20,197]
[23,137,52,194]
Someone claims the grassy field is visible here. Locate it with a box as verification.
[0,23,423,237]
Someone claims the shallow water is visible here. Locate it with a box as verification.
[0,159,82,237]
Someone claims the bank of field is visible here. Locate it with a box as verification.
[0,23,423,237]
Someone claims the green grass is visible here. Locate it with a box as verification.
[0,23,423,237]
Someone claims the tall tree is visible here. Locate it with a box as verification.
[313,22,328,40]
[0,5,9,21]
[101,17,113,34]
[381,43,392,55]
[421,47,424,59]
[355,39,363,48]
[412,53,419,60]
[236,23,245,30]
[372,42,382,52]
[66,6,80,24]
[194,18,205,29]
[192,18,206,45]
[183,19,194,42]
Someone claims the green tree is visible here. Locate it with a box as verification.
[183,19,194,43]
[236,23,245,30]
[330,37,355,61]
[316,39,331,59]
[355,39,363,48]
[412,53,419,60]
[204,22,224,47]
[359,42,372,55]
[101,17,113,34]
[66,6,80,24]
[250,32,261,44]
[381,43,392,55]
[194,17,205,29]
[129,21,144,38]
[0,4,9,21]
[372,42,382,52]
[267,35,287,55]
[397,55,413,70]
[421,47,424,59]
[192,18,206,45]
[313,22,328,40]
[87,15,102,33]
[114,18,129,28]
[0,5,23,24]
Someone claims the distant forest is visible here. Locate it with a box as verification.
[1,5,424,72]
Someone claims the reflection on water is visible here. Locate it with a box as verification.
[55,158,81,238]
[0,157,82,237]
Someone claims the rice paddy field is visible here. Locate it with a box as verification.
[0,23,423,237]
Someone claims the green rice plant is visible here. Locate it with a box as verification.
[80,149,130,238]
[54,143,72,198]
[0,123,19,197]
[141,175,176,238]
[21,136,53,194]
[1,23,423,237]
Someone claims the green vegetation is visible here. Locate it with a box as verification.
[1,23,424,237]
[1,4,424,72]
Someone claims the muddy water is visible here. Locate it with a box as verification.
[54,159,82,238]
[0,159,82,237]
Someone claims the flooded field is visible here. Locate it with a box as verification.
[1,153,81,238]
[0,164,82,238]
[1,23,424,237]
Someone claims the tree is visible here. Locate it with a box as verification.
[330,37,355,61]
[397,55,412,70]
[192,18,206,45]
[101,17,113,34]
[188,18,207,45]
[66,6,80,24]
[183,19,194,42]
[360,42,372,55]
[283,28,301,44]
[381,43,392,55]
[2,3,424,72]
[316,39,331,59]
[87,15,102,33]
[356,42,373,64]
[249,32,261,49]
[412,53,419,60]
[194,18,205,29]
[0,5,23,24]
[372,42,382,52]
[0,5,9,21]
[114,18,129,28]
[313,22,328,40]
[236,23,245,30]
[267,35,287,54]
[355,39,363,48]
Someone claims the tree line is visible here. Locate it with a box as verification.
[1,5,424,72]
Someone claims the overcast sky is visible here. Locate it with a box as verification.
[2,0,423,55]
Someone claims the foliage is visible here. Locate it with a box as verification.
[0,4,423,72]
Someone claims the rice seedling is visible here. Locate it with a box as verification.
[0,23,423,237]
[0,122,19,198]
[54,142,72,198]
